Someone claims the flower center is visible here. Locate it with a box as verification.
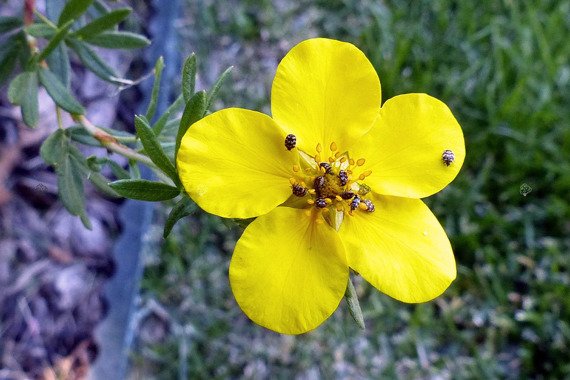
[285,137,375,229]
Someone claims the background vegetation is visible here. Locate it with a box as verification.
[132,0,570,378]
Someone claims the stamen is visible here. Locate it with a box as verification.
[292,164,300,172]
[328,157,335,163]
[307,199,315,205]
[289,177,296,185]
[330,142,337,152]
[334,151,342,158]
[335,195,343,202]
[358,170,372,180]
[314,153,321,163]
[308,189,316,195]
[349,158,355,165]
[325,198,333,205]
[340,156,347,163]
[316,143,322,153]
[356,158,366,166]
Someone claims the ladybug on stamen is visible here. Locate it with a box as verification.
[350,196,361,211]
[362,199,375,212]
[315,197,327,208]
[338,170,348,186]
[292,183,307,197]
[319,162,332,174]
[340,191,354,200]
[313,175,326,195]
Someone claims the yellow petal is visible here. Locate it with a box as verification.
[339,195,456,303]
[271,38,381,153]
[177,108,298,219]
[230,207,348,334]
[354,93,465,198]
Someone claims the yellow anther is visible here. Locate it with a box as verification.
[340,156,347,163]
[328,157,335,163]
[347,170,353,174]
[307,199,315,205]
[292,165,300,172]
[349,158,355,165]
[359,202,368,211]
[358,170,372,180]
[330,142,337,152]
[356,158,366,166]
[335,195,343,202]
[325,198,333,205]
[316,143,322,153]
[308,189,316,195]
[335,151,342,158]
[289,177,296,185]
[314,153,321,163]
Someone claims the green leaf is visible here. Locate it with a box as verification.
[10,72,39,128]
[72,8,131,39]
[163,197,196,238]
[345,276,365,330]
[205,66,233,111]
[46,43,71,88]
[38,67,84,114]
[152,94,184,135]
[58,0,94,26]
[40,129,68,165]
[0,39,19,86]
[67,39,131,85]
[176,91,206,159]
[88,171,120,198]
[25,23,56,38]
[0,16,22,34]
[37,20,73,61]
[84,31,150,49]
[145,57,164,121]
[57,154,86,216]
[67,125,100,146]
[109,179,180,201]
[182,53,196,102]
[134,115,179,184]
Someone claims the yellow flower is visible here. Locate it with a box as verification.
[177,38,465,334]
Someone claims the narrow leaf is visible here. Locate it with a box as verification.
[68,39,130,85]
[0,16,22,34]
[145,57,164,121]
[57,154,86,216]
[163,197,196,238]
[38,67,84,114]
[152,94,184,135]
[72,8,131,39]
[25,23,56,38]
[109,179,180,201]
[67,125,100,146]
[88,171,120,198]
[135,115,178,183]
[176,91,206,159]
[345,277,365,330]
[85,31,150,49]
[58,0,94,26]
[205,66,233,111]
[37,20,73,61]
[0,40,19,86]
[182,53,196,102]
[11,72,40,128]
[40,129,67,165]
[46,43,71,88]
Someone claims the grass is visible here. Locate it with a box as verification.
[133,0,570,378]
